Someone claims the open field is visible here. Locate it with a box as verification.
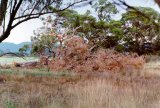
[0,58,160,108]
[0,57,39,65]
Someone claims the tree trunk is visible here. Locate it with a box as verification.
[155,0,160,6]
[0,0,8,26]
[0,29,11,42]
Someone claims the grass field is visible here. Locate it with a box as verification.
[0,57,39,65]
[0,57,160,108]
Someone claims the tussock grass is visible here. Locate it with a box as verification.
[67,79,160,108]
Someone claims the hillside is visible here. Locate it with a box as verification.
[0,42,31,53]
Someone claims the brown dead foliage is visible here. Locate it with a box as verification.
[49,37,145,73]
[40,56,49,66]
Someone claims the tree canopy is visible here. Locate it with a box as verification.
[0,0,93,42]
[31,3,160,55]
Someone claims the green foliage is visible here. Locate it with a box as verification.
[115,44,125,52]
[30,0,119,53]
[120,7,160,54]
[31,19,58,56]
[19,44,30,54]
[92,0,118,21]
[31,3,160,55]
[53,2,120,49]
[4,101,16,108]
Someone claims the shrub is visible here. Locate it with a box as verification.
[49,37,145,73]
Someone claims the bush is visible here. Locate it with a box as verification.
[49,37,145,73]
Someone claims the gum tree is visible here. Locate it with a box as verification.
[0,0,93,42]
[120,7,160,54]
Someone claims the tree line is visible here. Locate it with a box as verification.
[31,0,160,55]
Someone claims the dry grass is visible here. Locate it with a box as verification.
[0,73,80,108]
[0,69,160,108]
[141,56,160,77]
[67,79,160,108]
[145,55,160,63]
[0,56,160,108]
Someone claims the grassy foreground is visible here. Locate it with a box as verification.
[0,60,160,108]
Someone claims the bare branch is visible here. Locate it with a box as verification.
[0,0,92,42]
[113,0,160,29]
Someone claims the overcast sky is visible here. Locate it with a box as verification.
[3,0,160,44]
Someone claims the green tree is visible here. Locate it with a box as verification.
[54,1,120,50]
[31,34,58,56]
[19,44,30,54]
[92,0,118,21]
[31,17,58,56]
[120,7,160,54]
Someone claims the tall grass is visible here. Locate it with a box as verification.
[0,69,160,108]
[67,79,160,108]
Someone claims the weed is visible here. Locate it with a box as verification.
[4,101,17,108]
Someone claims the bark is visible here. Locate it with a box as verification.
[0,0,90,42]
[155,0,160,6]
[0,0,8,26]
[0,0,23,43]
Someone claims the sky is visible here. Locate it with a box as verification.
[3,0,160,44]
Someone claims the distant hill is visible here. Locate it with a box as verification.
[0,42,31,53]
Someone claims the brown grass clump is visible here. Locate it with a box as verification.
[50,37,145,73]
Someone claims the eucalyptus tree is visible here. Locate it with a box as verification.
[31,16,58,56]
[54,0,120,49]
[120,7,160,54]
[19,44,30,54]
[0,0,93,42]
[92,0,118,21]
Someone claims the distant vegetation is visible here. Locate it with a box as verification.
[0,42,31,54]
